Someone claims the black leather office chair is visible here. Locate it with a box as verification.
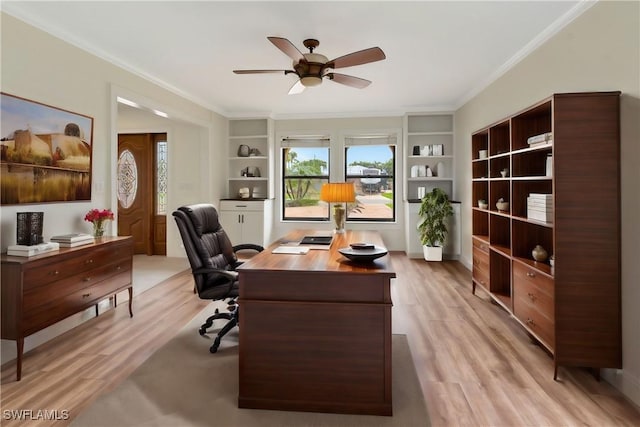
[172,203,263,353]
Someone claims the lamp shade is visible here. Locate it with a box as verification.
[320,183,356,203]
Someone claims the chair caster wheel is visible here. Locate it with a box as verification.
[210,337,221,353]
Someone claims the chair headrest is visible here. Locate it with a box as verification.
[178,204,220,236]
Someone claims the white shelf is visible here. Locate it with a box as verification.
[228,135,269,140]
[407,131,453,136]
[229,156,268,160]
[408,155,453,159]
[407,177,453,181]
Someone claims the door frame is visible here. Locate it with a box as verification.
[109,84,214,256]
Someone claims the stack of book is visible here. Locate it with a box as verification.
[527,193,553,223]
[7,242,60,257]
[527,132,553,146]
[50,233,95,247]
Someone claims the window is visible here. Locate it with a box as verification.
[282,137,330,221]
[344,135,396,222]
[156,140,168,215]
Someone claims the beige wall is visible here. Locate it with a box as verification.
[454,1,640,404]
[0,12,227,361]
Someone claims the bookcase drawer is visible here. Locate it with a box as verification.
[472,248,490,290]
[513,262,554,320]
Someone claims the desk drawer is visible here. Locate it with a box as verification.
[22,269,132,335]
[23,258,132,312]
[23,243,130,290]
[472,248,490,290]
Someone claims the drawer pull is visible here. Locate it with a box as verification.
[526,271,536,278]
[527,292,537,302]
[526,318,535,326]
[116,265,122,270]
[82,293,91,298]
[480,245,487,250]
[49,270,60,276]
[85,259,94,265]
[83,277,92,282]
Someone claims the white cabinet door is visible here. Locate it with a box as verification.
[239,210,264,246]
[218,200,269,246]
[219,210,243,245]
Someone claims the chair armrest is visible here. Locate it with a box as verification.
[192,267,238,282]
[233,243,264,253]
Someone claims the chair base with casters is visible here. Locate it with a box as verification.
[199,299,239,353]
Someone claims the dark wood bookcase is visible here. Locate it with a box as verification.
[470,92,621,379]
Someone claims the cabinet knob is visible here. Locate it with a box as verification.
[480,244,487,250]
[82,293,91,298]
[526,271,536,278]
[116,265,122,270]
[83,277,92,282]
[85,259,94,265]
[527,292,536,302]
[49,270,60,276]
[526,318,535,326]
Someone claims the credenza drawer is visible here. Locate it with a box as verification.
[22,242,131,290]
[22,269,133,335]
[23,258,132,312]
[472,248,490,290]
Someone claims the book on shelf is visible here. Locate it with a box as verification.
[527,211,554,223]
[527,132,553,145]
[529,193,553,200]
[50,233,94,243]
[56,239,95,248]
[7,242,60,257]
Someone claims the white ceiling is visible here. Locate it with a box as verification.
[3,1,590,119]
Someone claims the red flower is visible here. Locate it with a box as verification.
[84,209,114,223]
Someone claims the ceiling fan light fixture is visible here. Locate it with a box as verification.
[300,76,322,87]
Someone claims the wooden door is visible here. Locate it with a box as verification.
[117,133,167,255]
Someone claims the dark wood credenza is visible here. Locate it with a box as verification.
[1,236,133,381]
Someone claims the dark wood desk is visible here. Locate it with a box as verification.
[237,230,396,416]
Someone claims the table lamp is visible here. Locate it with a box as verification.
[320,182,356,234]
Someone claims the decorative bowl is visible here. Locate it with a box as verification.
[338,246,388,262]
[496,201,509,212]
[478,200,488,209]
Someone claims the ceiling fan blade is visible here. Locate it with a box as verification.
[326,73,371,89]
[233,69,293,74]
[268,37,305,62]
[288,80,306,95]
[327,47,386,69]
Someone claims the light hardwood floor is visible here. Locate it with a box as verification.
[1,254,639,426]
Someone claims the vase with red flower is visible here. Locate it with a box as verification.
[85,209,114,238]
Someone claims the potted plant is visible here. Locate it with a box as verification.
[417,188,454,261]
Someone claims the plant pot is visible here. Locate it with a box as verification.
[423,245,443,262]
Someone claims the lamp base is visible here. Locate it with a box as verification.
[333,204,346,234]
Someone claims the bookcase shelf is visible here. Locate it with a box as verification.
[470,92,622,380]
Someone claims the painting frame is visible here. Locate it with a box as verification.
[1,92,94,205]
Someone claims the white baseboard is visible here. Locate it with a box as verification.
[602,368,640,408]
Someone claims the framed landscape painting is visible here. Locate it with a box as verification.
[0,93,94,204]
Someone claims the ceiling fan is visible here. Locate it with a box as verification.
[233,37,386,95]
